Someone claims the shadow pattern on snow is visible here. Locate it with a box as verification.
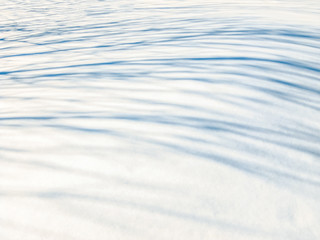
[1,0,320,239]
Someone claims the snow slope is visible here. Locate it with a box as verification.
[1,0,320,239]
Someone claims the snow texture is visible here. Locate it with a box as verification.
[0,0,320,239]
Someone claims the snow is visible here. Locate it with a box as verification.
[1,0,320,239]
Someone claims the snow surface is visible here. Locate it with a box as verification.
[1,0,320,239]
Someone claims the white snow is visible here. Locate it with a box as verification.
[1,0,320,239]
